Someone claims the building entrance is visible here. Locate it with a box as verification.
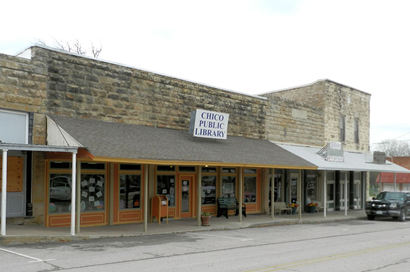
[179,175,194,218]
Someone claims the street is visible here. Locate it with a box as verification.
[1,218,410,271]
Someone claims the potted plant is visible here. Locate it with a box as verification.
[306,202,318,213]
[201,212,211,226]
[289,203,299,214]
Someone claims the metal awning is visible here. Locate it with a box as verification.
[0,143,78,153]
[275,143,410,173]
[0,143,78,237]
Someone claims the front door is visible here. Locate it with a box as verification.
[327,181,335,211]
[179,175,194,218]
[339,172,350,209]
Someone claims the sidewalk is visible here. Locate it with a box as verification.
[0,210,366,245]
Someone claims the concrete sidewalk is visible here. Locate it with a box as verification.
[0,210,366,245]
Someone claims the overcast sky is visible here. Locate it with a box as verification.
[1,0,409,147]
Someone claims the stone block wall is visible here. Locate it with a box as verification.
[262,80,370,151]
[0,53,48,145]
[264,95,325,146]
[31,47,267,139]
[323,81,370,151]
[0,53,49,221]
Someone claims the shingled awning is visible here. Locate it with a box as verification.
[47,115,316,169]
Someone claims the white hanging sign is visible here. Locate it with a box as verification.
[190,109,229,140]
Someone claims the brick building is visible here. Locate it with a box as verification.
[0,45,407,234]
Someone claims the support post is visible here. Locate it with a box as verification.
[323,170,327,218]
[271,169,275,219]
[144,164,149,232]
[345,172,348,216]
[1,149,8,236]
[239,167,243,222]
[197,166,202,226]
[70,151,77,236]
[394,173,397,192]
[298,170,302,221]
[76,160,81,233]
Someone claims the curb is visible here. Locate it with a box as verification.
[0,215,365,246]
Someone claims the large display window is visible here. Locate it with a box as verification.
[221,168,236,198]
[80,173,105,212]
[48,161,72,214]
[157,175,176,206]
[120,174,141,209]
[244,168,257,203]
[49,173,72,214]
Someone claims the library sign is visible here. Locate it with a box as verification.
[190,109,229,140]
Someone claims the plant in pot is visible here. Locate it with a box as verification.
[201,212,211,226]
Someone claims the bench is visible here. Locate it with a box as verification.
[274,202,292,215]
[217,197,246,219]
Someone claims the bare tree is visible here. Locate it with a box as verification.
[375,139,410,157]
[38,40,102,58]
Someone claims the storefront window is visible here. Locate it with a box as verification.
[157,165,175,172]
[305,172,317,203]
[50,161,71,169]
[201,176,216,204]
[120,164,141,171]
[202,167,217,173]
[81,162,105,170]
[222,168,236,173]
[80,174,105,212]
[244,176,256,203]
[222,176,235,197]
[157,175,176,206]
[179,166,196,172]
[49,174,72,214]
[120,174,141,209]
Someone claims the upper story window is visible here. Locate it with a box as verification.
[0,109,29,144]
[354,118,360,144]
[339,115,345,142]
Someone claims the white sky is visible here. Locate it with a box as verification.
[1,0,410,147]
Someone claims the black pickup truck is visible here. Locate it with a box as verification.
[366,191,410,221]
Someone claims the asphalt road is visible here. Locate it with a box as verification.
[2,218,410,272]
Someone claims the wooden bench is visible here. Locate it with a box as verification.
[274,202,292,215]
[217,197,246,219]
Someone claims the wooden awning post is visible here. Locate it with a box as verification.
[197,166,202,226]
[323,170,327,218]
[144,164,149,232]
[1,149,8,236]
[345,172,348,216]
[76,160,81,233]
[298,170,302,221]
[271,168,275,219]
[239,167,243,222]
[70,151,77,236]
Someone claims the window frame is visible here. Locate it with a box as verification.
[119,164,142,210]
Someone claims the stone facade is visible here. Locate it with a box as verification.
[263,95,324,146]
[0,46,372,223]
[30,47,267,140]
[262,80,371,151]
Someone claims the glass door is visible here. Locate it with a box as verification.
[179,175,194,218]
[353,172,361,209]
[339,172,350,209]
[326,171,335,211]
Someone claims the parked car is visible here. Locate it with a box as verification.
[50,176,71,201]
[365,191,410,221]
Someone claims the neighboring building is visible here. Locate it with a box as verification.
[377,157,410,192]
[0,46,406,232]
[262,80,370,152]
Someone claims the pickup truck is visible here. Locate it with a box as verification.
[366,191,410,221]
